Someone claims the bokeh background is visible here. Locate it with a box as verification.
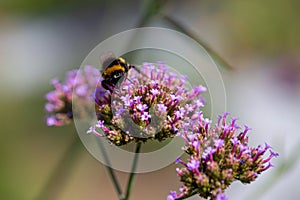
[1,0,300,199]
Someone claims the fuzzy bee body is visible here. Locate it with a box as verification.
[101,56,133,92]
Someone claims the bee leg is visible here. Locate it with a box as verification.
[126,77,135,84]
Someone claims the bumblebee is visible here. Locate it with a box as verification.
[101,55,135,92]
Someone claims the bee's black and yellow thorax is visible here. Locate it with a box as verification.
[102,58,129,77]
[101,57,131,91]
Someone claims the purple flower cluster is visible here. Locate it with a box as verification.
[168,112,279,200]
[89,62,206,146]
[45,66,100,126]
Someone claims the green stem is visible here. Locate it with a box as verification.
[124,142,142,200]
[34,135,82,200]
[97,139,124,200]
[136,0,169,27]
[161,14,234,71]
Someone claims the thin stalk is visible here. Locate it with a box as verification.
[136,0,169,27]
[124,142,142,200]
[97,139,124,200]
[161,14,234,71]
[34,135,82,200]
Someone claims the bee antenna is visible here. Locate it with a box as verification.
[130,65,149,80]
[126,77,135,85]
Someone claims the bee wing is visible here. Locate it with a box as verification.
[100,52,117,70]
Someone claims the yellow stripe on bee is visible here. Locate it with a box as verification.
[103,65,125,75]
[118,57,126,64]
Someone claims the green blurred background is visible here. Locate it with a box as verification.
[1,0,300,199]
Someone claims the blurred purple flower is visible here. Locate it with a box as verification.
[166,191,177,200]
[44,66,100,126]
[216,193,227,200]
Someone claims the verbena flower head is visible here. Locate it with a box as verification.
[45,66,100,126]
[88,62,206,146]
[169,113,279,200]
